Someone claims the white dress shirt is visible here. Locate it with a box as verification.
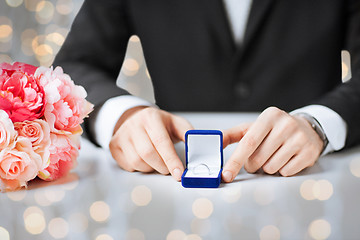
[94,0,347,153]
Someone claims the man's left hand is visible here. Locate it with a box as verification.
[221,106,324,182]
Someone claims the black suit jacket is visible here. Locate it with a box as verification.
[54,0,360,148]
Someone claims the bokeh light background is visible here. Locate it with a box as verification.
[0,0,156,103]
[0,1,357,240]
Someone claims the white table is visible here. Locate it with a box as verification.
[1,113,360,240]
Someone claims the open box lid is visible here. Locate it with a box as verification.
[182,130,223,188]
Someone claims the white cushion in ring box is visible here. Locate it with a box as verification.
[184,134,221,178]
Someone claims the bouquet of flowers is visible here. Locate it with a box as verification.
[0,62,93,192]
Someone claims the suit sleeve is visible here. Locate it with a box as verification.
[315,1,360,148]
[53,0,132,142]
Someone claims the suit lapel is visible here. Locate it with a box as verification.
[242,0,275,51]
[209,0,275,58]
[205,0,237,56]
[204,0,275,60]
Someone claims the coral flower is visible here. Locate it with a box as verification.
[36,66,93,134]
[0,62,45,122]
[38,133,79,181]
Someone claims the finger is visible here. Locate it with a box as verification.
[222,114,274,182]
[110,140,153,173]
[278,151,315,177]
[261,141,297,174]
[122,141,154,172]
[131,128,169,174]
[166,113,194,142]
[110,143,130,170]
[245,129,283,173]
[222,123,251,148]
[245,115,298,173]
[144,113,185,181]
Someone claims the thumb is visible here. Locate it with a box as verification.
[222,123,252,148]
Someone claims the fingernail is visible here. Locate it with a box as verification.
[172,168,182,181]
[222,171,233,183]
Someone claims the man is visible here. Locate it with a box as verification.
[54,0,360,183]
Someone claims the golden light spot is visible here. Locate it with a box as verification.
[341,50,351,83]
[300,179,316,200]
[23,206,42,218]
[50,27,69,38]
[0,25,12,39]
[35,1,55,24]
[34,190,52,206]
[25,0,42,11]
[131,185,152,206]
[96,234,114,240]
[125,228,145,240]
[38,56,55,67]
[166,229,187,240]
[253,185,274,205]
[130,35,140,42]
[48,218,69,239]
[350,158,360,177]
[56,0,74,15]
[46,32,65,46]
[342,62,349,80]
[68,213,88,233]
[35,44,53,63]
[313,180,333,201]
[44,188,65,202]
[61,179,79,190]
[184,234,202,240]
[32,35,45,51]
[192,198,213,219]
[259,225,281,240]
[6,0,23,7]
[308,219,331,240]
[89,201,111,222]
[0,226,10,240]
[7,190,27,201]
[222,186,241,203]
[23,207,46,235]
[123,58,140,76]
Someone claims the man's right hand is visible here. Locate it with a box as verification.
[109,106,193,181]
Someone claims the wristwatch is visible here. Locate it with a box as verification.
[294,112,329,154]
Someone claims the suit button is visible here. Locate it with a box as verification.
[235,82,250,98]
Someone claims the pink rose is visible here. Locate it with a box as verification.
[0,62,37,76]
[38,133,79,181]
[0,110,17,150]
[14,119,50,169]
[0,62,45,122]
[35,66,93,134]
[0,137,43,192]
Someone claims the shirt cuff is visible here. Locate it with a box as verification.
[94,95,154,149]
[290,105,347,155]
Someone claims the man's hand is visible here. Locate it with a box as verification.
[222,106,324,182]
[109,106,193,181]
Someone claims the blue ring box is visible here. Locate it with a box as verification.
[181,130,223,188]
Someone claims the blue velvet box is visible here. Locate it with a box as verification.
[181,130,223,188]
